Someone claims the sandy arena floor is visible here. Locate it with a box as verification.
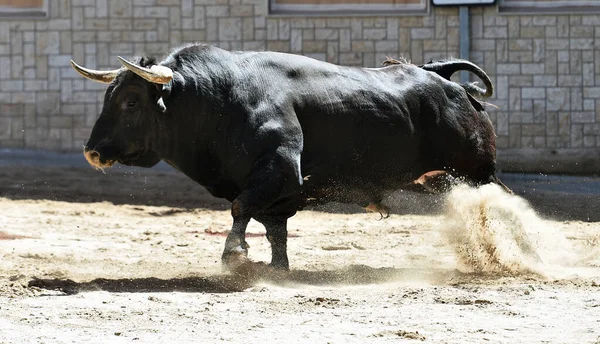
[0,163,599,343]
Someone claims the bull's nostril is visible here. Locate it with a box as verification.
[84,149,112,169]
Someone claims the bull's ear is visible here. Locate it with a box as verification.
[154,83,171,113]
[156,98,167,113]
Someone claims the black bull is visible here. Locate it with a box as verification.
[71,43,508,270]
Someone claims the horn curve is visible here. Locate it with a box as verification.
[117,56,173,85]
[70,60,120,84]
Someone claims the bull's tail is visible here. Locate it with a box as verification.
[382,57,493,99]
[419,59,493,99]
[492,175,513,194]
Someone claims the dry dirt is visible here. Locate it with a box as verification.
[0,165,599,343]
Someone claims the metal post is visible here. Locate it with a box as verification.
[459,5,470,84]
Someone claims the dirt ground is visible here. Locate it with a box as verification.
[0,163,599,343]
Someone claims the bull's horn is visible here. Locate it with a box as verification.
[117,56,173,85]
[70,60,120,84]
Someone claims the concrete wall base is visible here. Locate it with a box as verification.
[497,148,600,175]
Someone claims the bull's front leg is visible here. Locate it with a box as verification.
[221,116,303,271]
[255,216,289,270]
[221,154,301,271]
[221,202,251,271]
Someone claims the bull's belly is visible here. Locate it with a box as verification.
[299,128,424,207]
[300,168,418,207]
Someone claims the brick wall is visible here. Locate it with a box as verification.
[0,0,599,172]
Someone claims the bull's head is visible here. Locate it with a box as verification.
[71,57,174,169]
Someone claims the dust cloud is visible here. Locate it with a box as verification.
[441,183,595,277]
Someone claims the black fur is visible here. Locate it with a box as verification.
[83,44,502,269]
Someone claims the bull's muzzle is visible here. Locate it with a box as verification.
[83,147,115,169]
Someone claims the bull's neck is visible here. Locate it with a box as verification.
[154,66,232,178]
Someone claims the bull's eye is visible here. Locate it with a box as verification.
[125,100,138,110]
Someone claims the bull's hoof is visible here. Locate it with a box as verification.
[268,262,290,271]
[221,246,249,272]
[237,262,290,281]
[364,202,390,220]
[268,256,290,271]
[231,260,269,277]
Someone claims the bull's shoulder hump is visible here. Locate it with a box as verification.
[231,51,341,75]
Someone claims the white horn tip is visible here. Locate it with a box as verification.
[117,55,173,84]
[116,56,129,67]
[70,59,119,84]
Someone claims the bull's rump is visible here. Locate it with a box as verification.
[241,55,467,203]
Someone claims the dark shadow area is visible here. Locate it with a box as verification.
[1,150,599,221]
[0,164,230,210]
[28,264,530,295]
[29,275,252,295]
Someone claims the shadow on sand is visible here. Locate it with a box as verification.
[28,263,531,295]
[0,165,230,210]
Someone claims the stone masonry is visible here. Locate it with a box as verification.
[0,0,599,172]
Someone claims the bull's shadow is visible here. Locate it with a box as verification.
[28,264,524,295]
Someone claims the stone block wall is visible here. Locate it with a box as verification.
[0,0,599,172]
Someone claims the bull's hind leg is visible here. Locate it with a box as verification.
[404,170,455,194]
[365,202,390,219]
[405,170,512,194]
